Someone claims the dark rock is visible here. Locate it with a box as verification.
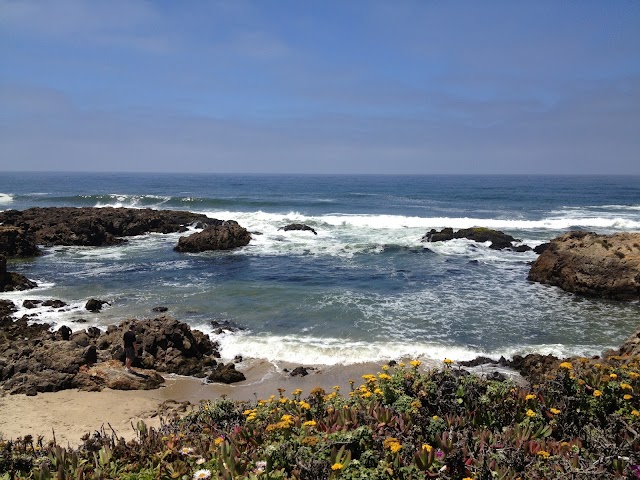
[421,227,522,250]
[0,226,41,257]
[210,319,244,333]
[207,362,246,384]
[152,306,169,312]
[458,356,497,368]
[43,299,67,308]
[278,224,318,235]
[234,355,243,363]
[85,298,109,312]
[486,371,507,382]
[0,299,17,318]
[290,366,309,377]
[511,245,532,253]
[174,221,251,252]
[0,207,210,247]
[23,299,42,309]
[533,243,550,255]
[0,269,38,292]
[528,231,640,300]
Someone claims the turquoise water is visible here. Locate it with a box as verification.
[1,173,639,364]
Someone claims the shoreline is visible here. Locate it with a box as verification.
[0,358,523,447]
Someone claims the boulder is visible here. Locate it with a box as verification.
[0,226,41,257]
[421,227,525,250]
[0,258,38,291]
[278,224,318,235]
[0,207,210,247]
[207,362,246,384]
[75,360,165,391]
[174,221,251,252]
[86,298,109,312]
[528,231,640,300]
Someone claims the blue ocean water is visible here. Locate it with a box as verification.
[1,173,639,365]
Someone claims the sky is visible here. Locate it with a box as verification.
[1,1,639,174]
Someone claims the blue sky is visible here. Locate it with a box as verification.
[1,1,639,174]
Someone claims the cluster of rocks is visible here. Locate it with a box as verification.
[421,227,536,252]
[0,207,252,255]
[0,308,247,396]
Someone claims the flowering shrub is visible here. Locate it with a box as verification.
[1,356,639,479]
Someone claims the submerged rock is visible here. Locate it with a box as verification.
[528,231,640,300]
[278,224,318,235]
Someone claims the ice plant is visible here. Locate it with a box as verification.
[193,469,211,480]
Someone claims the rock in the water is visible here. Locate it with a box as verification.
[278,224,318,235]
[0,207,210,247]
[174,221,251,252]
[86,298,109,312]
[152,306,169,312]
[290,366,309,377]
[421,227,525,250]
[207,362,246,384]
[528,231,640,300]
[0,226,41,257]
[0,272,37,292]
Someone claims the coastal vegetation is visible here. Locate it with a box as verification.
[1,357,639,479]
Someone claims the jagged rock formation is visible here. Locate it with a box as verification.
[174,221,251,252]
[0,226,41,257]
[0,207,210,247]
[421,227,531,251]
[528,231,640,300]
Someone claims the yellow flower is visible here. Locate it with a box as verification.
[550,408,561,415]
[399,362,406,367]
[526,409,536,418]
[443,358,453,365]
[361,391,373,398]
[623,394,632,400]
[382,365,389,371]
[593,390,603,397]
[537,450,550,459]
[610,373,618,380]
[525,394,536,400]
[390,442,402,453]
[463,478,474,480]
[362,374,377,383]
[214,437,224,446]
[559,362,573,370]
[378,373,392,381]
[333,385,340,391]
[303,420,317,427]
[410,360,421,367]
[292,388,302,396]
[631,410,640,417]
[331,463,343,471]
[422,444,433,453]
[432,415,440,421]
[628,371,640,379]
[620,383,633,390]
[374,388,384,395]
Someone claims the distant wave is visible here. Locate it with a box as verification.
[0,193,14,204]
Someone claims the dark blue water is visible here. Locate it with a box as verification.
[1,173,639,364]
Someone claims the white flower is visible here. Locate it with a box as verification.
[180,446,195,455]
[193,469,212,480]
[196,457,206,465]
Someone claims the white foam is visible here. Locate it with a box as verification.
[0,193,14,204]
[93,194,171,209]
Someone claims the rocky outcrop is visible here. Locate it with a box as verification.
[0,314,244,395]
[0,254,37,292]
[0,207,210,247]
[0,226,41,257]
[528,231,640,300]
[174,221,251,252]
[97,317,221,377]
[279,224,318,235]
[421,227,530,251]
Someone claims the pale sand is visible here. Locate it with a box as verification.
[0,360,389,447]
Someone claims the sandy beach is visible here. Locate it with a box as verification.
[0,360,399,447]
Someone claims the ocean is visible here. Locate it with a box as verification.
[1,172,639,366]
